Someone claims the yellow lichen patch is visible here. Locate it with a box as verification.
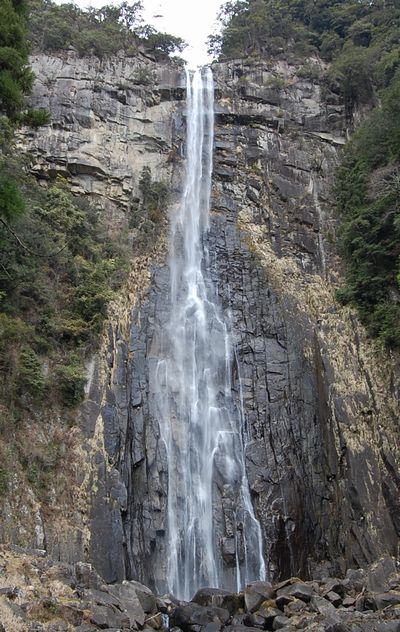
[0,599,26,632]
[237,205,400,464]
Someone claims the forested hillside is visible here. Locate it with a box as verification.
[210,0,400,347]
[28,0,186,59]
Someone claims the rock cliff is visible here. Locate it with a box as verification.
[16,52,400,589]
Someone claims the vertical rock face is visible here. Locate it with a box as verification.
[19,53,400,588]
[209,59,400,579]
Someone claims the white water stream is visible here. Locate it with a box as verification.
[154,67,265,600]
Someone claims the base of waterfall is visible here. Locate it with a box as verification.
[0,546,399,631]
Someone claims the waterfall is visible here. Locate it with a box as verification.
[154,67,265,600]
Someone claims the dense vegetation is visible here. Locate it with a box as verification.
[336,76,400,347]
[0,152,129,415]
[28,0,186,59]
[0,0,33,117]
[211,0,400,348]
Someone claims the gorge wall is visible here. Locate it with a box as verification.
[16,51,400,590]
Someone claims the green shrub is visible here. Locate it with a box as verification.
[267,76,288,90]
[132,66,157,86]
[0,467,9,494]
[297,62,324,82]
[17,348,45,400]
[55,358,86,407]
[23,108,50,128]
[0,168,25,220]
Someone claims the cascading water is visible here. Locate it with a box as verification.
[154,67,265,600]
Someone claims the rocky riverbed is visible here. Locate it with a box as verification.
[0,546,399,631]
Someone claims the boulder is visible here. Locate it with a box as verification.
[244,581,275,612]
[89,604,130,629]
[75,562,104,590]
[106,582,146,628]
[127,580,157,614]
[192,587,244,615]
[370,592,400,610]
[170,603,230,631]
[367,559,399,593]
[277,582,315,603]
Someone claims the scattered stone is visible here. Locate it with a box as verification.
[272,615,290,630]
[325,591,342,607]
[322,578,348,598]
[342,596,356,608]
[89,603,130,629]
[284,598,306,615]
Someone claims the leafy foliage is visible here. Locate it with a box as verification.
[54,357,87,407]
[336,74,400,347]
[0,0,33,117]
[28,0,186,59]
[22,107,50,127]
[128,166,169,247]
[0,167,25,219]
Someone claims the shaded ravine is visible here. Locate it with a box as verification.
[152,67,265,600]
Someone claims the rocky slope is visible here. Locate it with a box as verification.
[14,51,400,590]
[0,545,399,631]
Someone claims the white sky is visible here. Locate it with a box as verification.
[54,0,225,67]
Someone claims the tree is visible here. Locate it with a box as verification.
[0,0,33,117]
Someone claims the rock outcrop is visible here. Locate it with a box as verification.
[15,51,400,589]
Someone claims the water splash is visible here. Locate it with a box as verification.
[154,67,265,600]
